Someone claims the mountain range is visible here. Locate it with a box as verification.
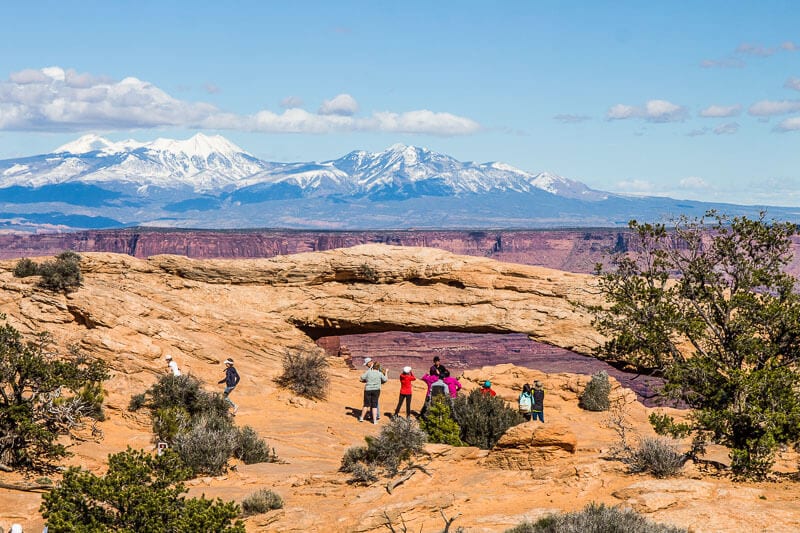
[1,133,797,231]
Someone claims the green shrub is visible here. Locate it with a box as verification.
[147,374,229,420]
[172,413,238,475]
[128,393,147,412]
[41,448,244,532]
[13,257,39,277]
[275,350,329,400]
[649,412,692,439]
[452,389,524,449]
[234,426,278,465]
[505,502,687,533]
[339,417,427,484]
[0,321,108,471]
[36,251,82,293]
[629,437,685,478]
[420,395,464,446]
[153,406,192,442]
[358,263,379,282]
[579,370,611,411]
[241,489,284,516]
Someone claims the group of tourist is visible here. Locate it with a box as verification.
[357,355,545,423]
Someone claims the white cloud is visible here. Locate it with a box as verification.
[318,93,359,116]
[679,176,710,190]
[204,83,221,94]
[699,57,746,69]
[280,95,304,109]
[775,116,800,132]
[783,41,799,51]
[615,179,655,193]
[785,77,800,91]
[748,99,800,117]
[686,127,709,137]
[606,100,687,123]
[736,43,776,57]
[699,104,741,118]
[553,113,591,123]
[0,67,480,136]
[713,122,739,135]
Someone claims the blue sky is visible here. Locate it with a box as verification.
[1,1,799,205]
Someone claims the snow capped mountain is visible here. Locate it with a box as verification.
[2,133,267,192]
[0,133,613,219]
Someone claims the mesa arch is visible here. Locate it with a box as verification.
[0,245,606,384]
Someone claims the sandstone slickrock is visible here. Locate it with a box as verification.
[1,246,799,532]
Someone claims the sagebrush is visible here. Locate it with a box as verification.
[275,351,329,400]
[505,502,687,533]
[340,416,426,484]
[452,388,523,449]
[579,370,611,411]
[241,489,284,516]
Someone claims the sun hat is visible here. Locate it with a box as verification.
[363,357,372,366]
[402,366,412,374]
[224,358,234,365]
[534,380,543,389]
[483,380,491,388]
[165,354,172,360]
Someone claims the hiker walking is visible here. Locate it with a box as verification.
[165,354,181,377]
[531,380,545,422]
[359,357,387,424]
[218,358,240,414]
[518,383,533,421]
[393,365,416,419]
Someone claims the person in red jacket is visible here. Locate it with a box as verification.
[393,366,417,419]
[480,380,497,397]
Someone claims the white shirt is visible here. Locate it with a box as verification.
[168,360,181,376]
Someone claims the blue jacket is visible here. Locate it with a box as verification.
[219,366,240,387]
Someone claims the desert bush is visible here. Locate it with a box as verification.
[504,502,687,533]
[628,437,685,478]
[146,374,229,420]
[420,395,464,446]
[452,389,524,449]
[241,489,284,516]
[579,370,611,411]
[648,412,692,439]
[234,426,278,464]
[172,413,238,475]
[13,257,39,277]
[129,393,147,411]
[153,406,192,442]
[0,320,108,471]
[275,350,329,400]
[36,251,82,293]
[358,263,379,282]
[41,447,244,531]
[339,417,426,484]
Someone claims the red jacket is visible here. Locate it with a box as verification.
[399,373,416,395]
[480,387,496,397]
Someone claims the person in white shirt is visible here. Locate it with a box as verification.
[165,354,181,377]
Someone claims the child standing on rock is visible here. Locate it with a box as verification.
[393,366,416,419]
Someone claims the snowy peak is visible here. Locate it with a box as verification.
[55,134,138,155]
[147,133,250,158]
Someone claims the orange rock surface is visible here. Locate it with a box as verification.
[0,246,798,532]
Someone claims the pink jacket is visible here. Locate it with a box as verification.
[443,376,462,398]
[421,374,438,397]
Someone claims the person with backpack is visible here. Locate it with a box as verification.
[393,366,416,419]
[518,383,533,421]
[359,357,387,424]
[532,380,545,422]
[218,358,240,414]
[419,373,440,418]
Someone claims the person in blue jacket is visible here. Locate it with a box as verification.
[218,358,241,414]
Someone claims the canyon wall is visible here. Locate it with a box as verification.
[0,228,625,273]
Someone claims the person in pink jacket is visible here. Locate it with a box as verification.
[442,372,462,398]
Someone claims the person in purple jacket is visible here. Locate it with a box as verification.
[442,371,462,398]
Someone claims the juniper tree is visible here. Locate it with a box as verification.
[592,211,800,477]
